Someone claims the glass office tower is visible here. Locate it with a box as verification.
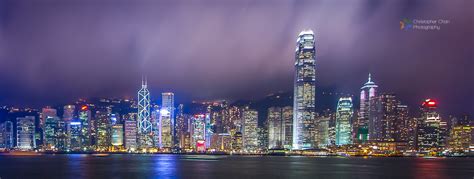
[335,97,353,145]
[293,29,316,150]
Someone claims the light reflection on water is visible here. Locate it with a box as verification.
[153,155,178,178]
[0,154,473,179]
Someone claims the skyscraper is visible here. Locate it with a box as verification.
[40,107,57,128]
[370,93,399,141]
[95,109,110,150]
[268,107,285,149]
[69,120,82,151]
[317,113,331,147]
[293,29,316,150]
[395,105,410,142]
[111,124,124,147]
[176,104,187,148]
[282,106,293,149]
[191,114,206,151]
[267,106,293,149]
[335,97,353,145]
[137,77,152,148]
[357,73,378,142]
[43,116,59,150]
[5,121,14,149]
[161,92,175,146]
[0,121,14,149]
[79,105,92,148]
[124,120,138,151]
[448,125,472,152]
[158,109,172,148]
[417,99,442,153]
[242,109,258,152]
[16,116,36,150]
[204,111,213,148]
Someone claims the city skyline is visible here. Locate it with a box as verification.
[0,0,472,116]
[0,1,473,178]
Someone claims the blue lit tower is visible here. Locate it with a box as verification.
[358,73,378,142]
[293,29,316,150]
[335,97,353,145]
[138,77,152,148]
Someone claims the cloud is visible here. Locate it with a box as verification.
[0,0,472,115]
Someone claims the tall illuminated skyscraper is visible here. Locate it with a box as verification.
[242,109,258,152]
[370,93,401,142]
[191,114,206,152]
[124,119,138,151]
[335,97,353,145]
[282,106,293,149]
[43,116,59,150]
[417,99,442,153]
[69,119,82,151]
[161,92,175,146]
[95,109,110,149]
[293,29,316,150]
[158,109,172,148]
[268,107,283,149]
[137,77,152,148]
[176,104,187,148]
[357,73,378,142]
[79,105,91,147]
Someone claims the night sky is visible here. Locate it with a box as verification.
[0,0,472,116]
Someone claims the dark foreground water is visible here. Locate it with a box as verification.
[0,154,473,179]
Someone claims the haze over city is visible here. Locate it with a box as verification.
[0,0,472,116]
[1,1,474,179]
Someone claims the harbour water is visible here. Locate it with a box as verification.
[0,154,473,178]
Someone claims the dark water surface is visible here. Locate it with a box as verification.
[0,154,473,179]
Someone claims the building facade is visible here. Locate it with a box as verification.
[16,116,36,150]
[268,107,285,149]
[417,99,442,153]
[161,92,175,146]
[335,97,353,145]
[357,74,378,143]
[242,109,258,152]
[158,109,172,148]
[111,124,124,147]
[137,78,152,148]
[293,29,316,150]
[124,120,138,151]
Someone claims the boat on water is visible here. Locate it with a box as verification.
[91,153,110,157]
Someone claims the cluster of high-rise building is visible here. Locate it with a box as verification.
[286,30,472,156]
[0,30,472,156]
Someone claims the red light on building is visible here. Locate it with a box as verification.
[194,114,205,118]
[81,105,88,111]
[422,99,437,108]
[196,140,206,152]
